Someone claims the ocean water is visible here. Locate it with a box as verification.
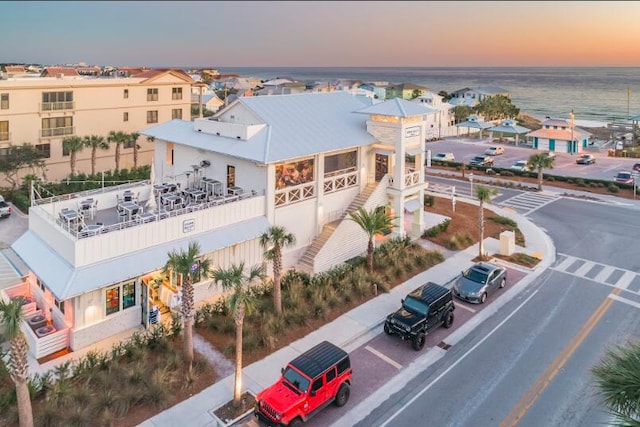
[216,67,640,125]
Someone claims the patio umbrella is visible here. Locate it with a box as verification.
[487,119,530,145]
[455,115,494,138]
[146,161,158,212]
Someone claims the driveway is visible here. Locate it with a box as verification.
[0,203,28,249]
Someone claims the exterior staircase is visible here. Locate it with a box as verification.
[297,183,378,273]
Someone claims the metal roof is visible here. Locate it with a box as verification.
[11,217,270,300]
[143,92,377,164]
[488,119,530,134]
[355,97,430,118]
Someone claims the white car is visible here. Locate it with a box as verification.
[510,160,530,172]
[432,152,456,162]
[485,146,505,156]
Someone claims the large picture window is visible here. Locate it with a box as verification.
[41,91,73,111]
[325,150,356,175]
[275,158,314,189]
[41,116,73,137]
[106,286,120,315]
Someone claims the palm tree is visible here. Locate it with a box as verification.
[211,262,265,407]
[475,185,497,259]
[348,206,395,272]
[129,132,141,169]
[83,135,109,176]
[62,136,85,176]
[592,341,640,426]
[0,298,34,427]
[259,226,296,316]
[163,241,212,371]
[527,153,556,190]
[107,130,128,173]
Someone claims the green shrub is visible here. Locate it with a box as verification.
[489,215,517,228]
[607,183,620,193]
[446,233,474,250]
[546,176,555,182]
[422,219,451,238]
[501,171,515,177]
[424,194,435,207]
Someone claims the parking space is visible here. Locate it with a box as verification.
[301,264,527,427]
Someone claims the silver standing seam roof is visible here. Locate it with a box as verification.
[11,217,270,300]
[142,92,377,164]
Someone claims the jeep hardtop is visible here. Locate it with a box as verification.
[384,282,455,350]
[255,341,352,426]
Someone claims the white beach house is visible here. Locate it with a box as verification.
[7,92,431,359]
[526,117,591,154]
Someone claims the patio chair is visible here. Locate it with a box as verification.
[117,206,127,223]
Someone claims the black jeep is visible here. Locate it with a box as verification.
[384,282,455,351]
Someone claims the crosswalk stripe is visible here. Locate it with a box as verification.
[594,266,616,284]
[555,256,577,271]
[616,271,636,290]
[574,261,596,277]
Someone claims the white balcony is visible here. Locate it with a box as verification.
[40,101,75,111]
[41,126,75,138]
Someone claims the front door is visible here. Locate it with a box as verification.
[141,283,148,327]
[375,154,388,182]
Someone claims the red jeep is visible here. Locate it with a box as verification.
[254,341,352,426]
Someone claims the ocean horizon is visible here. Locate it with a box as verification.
[186,66,640,126]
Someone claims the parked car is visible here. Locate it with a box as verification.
[254,341,352,426]
[431,152,456,163]
[452,262,507,304]
[614,171,634,185]
[485,146,505,156]
[469,155,494,167]
[632,163,640,173]
[0,196,11,218]
[576,154,596,165]
[384,282,455,351]
[510,160,531,172]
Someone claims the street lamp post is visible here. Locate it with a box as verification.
[570,110,575,154]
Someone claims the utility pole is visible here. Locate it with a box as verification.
[570,110,575,154]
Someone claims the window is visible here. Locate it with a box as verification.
[227,165,236,188]
[147,88,158,101]
[311,377,323,392]
[336,358,350,375]
[35,143,51,158]
[172,87,183,100]
[124,89,129,99]
[124,134,136,149]
[0,121,8,141]
[172,108,182,119]
[41,91,73,110]
[147,110,158,123]
[325,150,356,175]
[54,298,65,314]
[326,367,336,383]
[123,112,129,122]
[166,143,174,165]
[1,93,8,109]
[106,286,120,315]
[123,282,135,309]
[41,116,73,137]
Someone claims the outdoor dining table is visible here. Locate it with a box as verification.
[228,186,245,196]
[184,188,207,203]
[118,201,140,221]
[153,184,170,194]
[79,198,94,219]
[62,209,81,223]
[204,179,223,196]
[161,194,183,210]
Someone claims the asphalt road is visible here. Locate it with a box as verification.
[425,138,639,183]
[354,197,640,427]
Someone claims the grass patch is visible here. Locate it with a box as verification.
[493,252,541,268]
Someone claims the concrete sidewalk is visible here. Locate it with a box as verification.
[139,202,555,427]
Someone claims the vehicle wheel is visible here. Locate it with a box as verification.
[288,418,303,426]
[480,293,487,304]
[500,278,506,289]
[383,323,392,335]
[443,311,454,328]
[412,332,426,351]
[334,383,350,407]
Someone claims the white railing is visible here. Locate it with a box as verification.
[40,101,75,111]
[275,182,315,206]
[323,168,358,194]
[33,180,150,206]
[404,169,421,186]
[41,126,75,138]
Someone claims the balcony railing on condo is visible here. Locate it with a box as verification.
[40,101,75,111]
[323,167,358,194]
[41,127,75,138]
[0,131,9,141]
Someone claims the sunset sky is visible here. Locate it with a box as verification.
[2,1,639,67]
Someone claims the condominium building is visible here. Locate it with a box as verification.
[0,68,194,182]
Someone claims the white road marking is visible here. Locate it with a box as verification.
[616,271,636,290]
[379,289,540,427]
[574,261,596,277]
[608,294,640,310]
[554,255,577,271]
[454,302,477,313]
[594,266,616,283]
[365,345,403,370]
